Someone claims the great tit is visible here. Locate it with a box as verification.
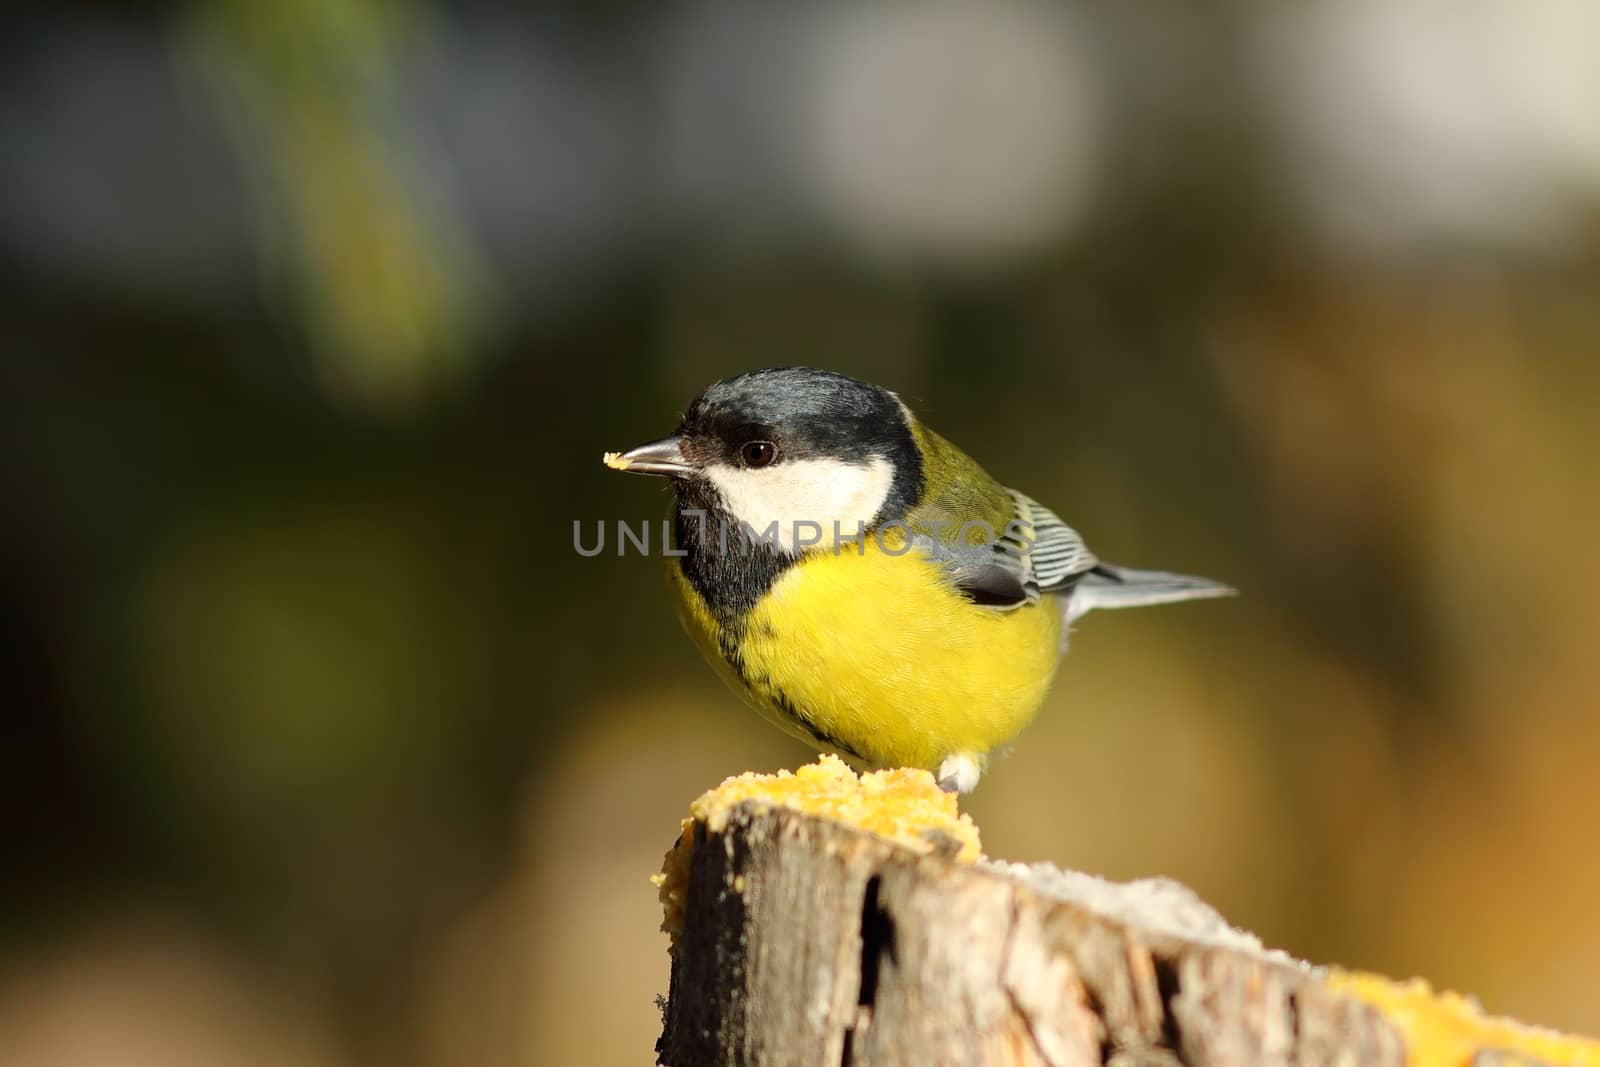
[605,367,1232,793]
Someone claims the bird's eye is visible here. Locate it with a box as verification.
[739,440,779,468]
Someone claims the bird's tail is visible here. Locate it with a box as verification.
[1066,563,1235,622]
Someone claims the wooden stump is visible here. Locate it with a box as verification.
[653,763,1599,1067]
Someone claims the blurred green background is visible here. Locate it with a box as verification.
[4,2,1598,1063]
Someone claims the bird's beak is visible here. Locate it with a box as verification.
[602,436,696,478]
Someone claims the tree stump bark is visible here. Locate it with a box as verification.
[653,762,1599,1067]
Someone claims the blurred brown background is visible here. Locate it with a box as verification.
[3,2,1598,1064]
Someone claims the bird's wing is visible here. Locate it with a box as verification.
[895,425,1100,611]
[1003,488,1100,595]
[909,489,1099,611]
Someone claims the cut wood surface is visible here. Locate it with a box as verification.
[653,758,1600,1067]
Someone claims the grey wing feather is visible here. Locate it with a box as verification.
[934,489,1099,611]
[944,559,1034,608]
[1004,489,1099,593]
[921,528,1033,610]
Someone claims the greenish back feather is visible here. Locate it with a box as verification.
[903,425,1016,543]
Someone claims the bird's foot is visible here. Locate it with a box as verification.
[935,753,982,794]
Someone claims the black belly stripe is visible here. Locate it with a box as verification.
[672,483,874,764]
[771,689,866,762]
[713,619,867,764]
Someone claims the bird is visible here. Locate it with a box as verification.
[603,367,1233,793]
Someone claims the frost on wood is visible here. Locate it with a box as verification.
[655,802,1579,1067]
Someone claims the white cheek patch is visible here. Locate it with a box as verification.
[704,456,894,554]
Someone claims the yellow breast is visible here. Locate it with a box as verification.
[671,536,1062,774]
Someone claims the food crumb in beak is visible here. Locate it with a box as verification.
[602,451,631,470]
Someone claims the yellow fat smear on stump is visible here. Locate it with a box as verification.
[653,755,982,939]
[1330,972,1600,1067]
